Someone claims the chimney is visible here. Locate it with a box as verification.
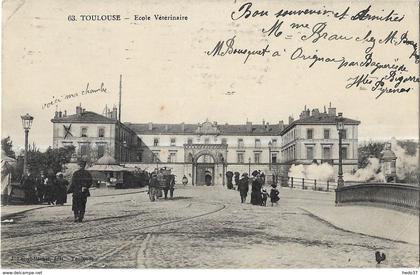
[63,110,67,117]
[328,107,336,116]
[112,106,118,119]
[58,111,62,118]
[262,119,265,125]
[288,116,294,124]
[312,108,320,116]
[76,105,82,115]
[148,122,153,131]
[279,120,284,129]
[246,121,252,132]
[54,111,59,118]
[82,108,86,113]
[181,122,185,132]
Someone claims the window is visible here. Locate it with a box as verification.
[169,152,177,163]
[341,147,348,160]
[306,147,314,160]
[306,129,313,139]
[271,153,277,163]
[204,138,210,144]
[272,139,277,147]
[254,152,260,164]
[238,138,244,148]
[221,138,227,145]
[255,139,261,148]
[80,144,89,156]
[323,147,331,159]
[153,138,159,147]
[324,129,330,139]
[237,152,244,163]
[81,127,88,137]
[97,144,105,158]
[342,129,347,139]
[170,138,176,146]
[187,138,193,145]
[98,128,105,138]
[152,151,159,162]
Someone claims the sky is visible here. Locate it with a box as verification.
[2,0,419,152]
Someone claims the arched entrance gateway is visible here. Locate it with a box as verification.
[184,144,227,186]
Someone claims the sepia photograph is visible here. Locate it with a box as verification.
[1,0,419,272]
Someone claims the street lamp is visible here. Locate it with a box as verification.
[268,140,272,170]
[336,112,345,187]
[248,157,251,175]
[21,113,34,174]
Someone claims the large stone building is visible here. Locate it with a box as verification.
[51,104,361,185]
[124,120,284,186]
[280,106,360,174]
[51,105,143,163]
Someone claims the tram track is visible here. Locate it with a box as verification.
[2,201,226,255]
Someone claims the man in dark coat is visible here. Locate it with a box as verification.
[67,160,92,222]
[238,173,249,203]
[226,171,234,190]
[21,170,37,204]
[55,172,69,205]
[234,172,240,191]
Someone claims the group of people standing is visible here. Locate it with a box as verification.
[21,169,69,205]
[19,160,93,223]
[228,170,280,206]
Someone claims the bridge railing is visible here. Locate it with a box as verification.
[280,177,337,192]
[335,183,419,210]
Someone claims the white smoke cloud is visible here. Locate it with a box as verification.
[390,138,419,182]
[343,157,385,182]
[288,163,334,181]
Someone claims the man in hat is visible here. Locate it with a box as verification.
[67,160,92,222]
[238,173,249,203]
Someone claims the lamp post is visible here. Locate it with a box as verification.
[21,113,34,175]
[268,140,272,171]
[336,112,344,187]
[248,157,251,175]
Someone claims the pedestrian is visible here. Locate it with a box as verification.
[261,189,268,206]
[250,170,262,206]
[238,173,249,203]
[36,171,46,204]
[225,171,234,190]
[44,171,56,205]
[270,184,280,207]
[169,175,175,199]
[182,175,188,186]
[55,172,69,205]
[234,172,240,191]
[21,169,37,204]
[67,160,92,222]
[148,173,159,202]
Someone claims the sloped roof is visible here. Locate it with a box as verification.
[51,111,117,124]
[96,152,118,165]
[281,114,360,135]
[125,123,284,136]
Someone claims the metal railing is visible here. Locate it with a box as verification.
[280,177,337,192]
[335,183,419,210]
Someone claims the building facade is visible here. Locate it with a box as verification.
[51,105,143,163]
[280,106,360,174]
[124,120,284,186]
[51,104,361,185]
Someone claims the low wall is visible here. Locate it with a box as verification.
[335,183,419,211]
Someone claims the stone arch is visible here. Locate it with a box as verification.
[193,150,217,164]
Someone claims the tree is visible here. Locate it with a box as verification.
[358,141,384,168]
[1,136,16,158]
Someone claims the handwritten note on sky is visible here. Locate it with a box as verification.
[205,2,419,99]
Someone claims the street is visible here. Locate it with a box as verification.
[1,186,418,268]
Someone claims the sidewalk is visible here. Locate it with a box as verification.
[302,204,419,245]
[1,187,147,219]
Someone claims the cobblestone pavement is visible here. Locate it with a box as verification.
[1,186,418,268]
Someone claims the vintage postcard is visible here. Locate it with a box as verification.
[1,0,419,272]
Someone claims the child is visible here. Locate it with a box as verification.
[270,184,280,207]
[261,189,268,206]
